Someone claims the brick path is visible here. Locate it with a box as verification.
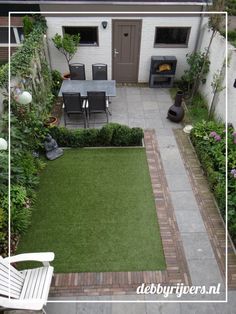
[50,130,191,297]
[174,129,236,290]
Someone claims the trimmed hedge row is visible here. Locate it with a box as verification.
[49,123,144,147]
[190,120,236,244]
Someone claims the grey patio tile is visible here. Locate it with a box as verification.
[77,302,112,314]
[125,87,142,95]
[160,147,186,175]
[156,93,173,102]
[112,114,129,125]
[181,232,215,260]
[146,302,181,314]
[46,302,77,314]
[154,128,174,136]
[126,95,143,104]
[112,295,145,301]
[175,210,206,232]
[170,191,199,211]
[142,100,159,110]
[145,118,164,129]
[180,302,217,314]
[128,118,145,128]
[143,110,161,119]
[187,258,224,287]
[156,135,177,148]
[166,174,192,191]
[161,118,182,129]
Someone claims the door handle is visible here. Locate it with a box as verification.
[114,48,119,57]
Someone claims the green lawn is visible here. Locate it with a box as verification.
[17,148,166,273]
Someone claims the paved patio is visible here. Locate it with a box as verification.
[46,87,236,312]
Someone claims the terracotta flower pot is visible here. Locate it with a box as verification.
[62,72,70,80]
[44,116,58,127]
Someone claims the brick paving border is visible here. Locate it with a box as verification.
[174,129,236,290]
[49,130,191,297]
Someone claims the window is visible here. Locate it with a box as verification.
[63,26,98,46]
[154,27,191,47]
[0,27,24,45]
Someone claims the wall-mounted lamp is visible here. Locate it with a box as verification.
[234,79,236,88]
[0,138,8,151]
[102,21,108,29]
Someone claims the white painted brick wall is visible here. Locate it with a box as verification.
[46,16,112,80]
[198,21,235,126]
[138,17,201,81]
[46,15,201,82]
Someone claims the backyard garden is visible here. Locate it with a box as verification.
[0,14,235,275]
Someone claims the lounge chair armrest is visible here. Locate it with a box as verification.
[4,252,55,266]
[83,99,88,108]
[0,297,44,310]
[106,99,109,108]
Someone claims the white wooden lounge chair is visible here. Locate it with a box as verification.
[0,252,54,313]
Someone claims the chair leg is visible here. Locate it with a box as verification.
[83,112,87,128]
[106,111,109,124]
[42,307,47,314]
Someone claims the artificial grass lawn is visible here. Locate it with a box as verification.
[17,148,166,273]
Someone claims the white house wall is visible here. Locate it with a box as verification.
[138,16,201,82]
[46,16,112,80]
[46,15,201,82]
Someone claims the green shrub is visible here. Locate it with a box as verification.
[190,121,236,243]
[111,124,131,146]
[51,70,63,96]
[50,123,144,148]
[98,124,117,146]
[130,127,144,146]
[1,185,32,236]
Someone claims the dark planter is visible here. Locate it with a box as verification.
[167,90,185,123]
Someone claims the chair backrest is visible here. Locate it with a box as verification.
[87,91,106,111]
[0,257,25,299]
[69,63,86,80]
[92,64,107,80]
[62,92,83,113]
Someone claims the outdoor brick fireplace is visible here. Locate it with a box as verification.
[149,56,177,88]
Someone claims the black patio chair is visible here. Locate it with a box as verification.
[86,91,109,127]
[69,63,86,80]
[62,92,87,128]
[92,63,108,80]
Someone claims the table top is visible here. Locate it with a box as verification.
[58,80,116,97]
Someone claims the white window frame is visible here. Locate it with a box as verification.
[0,26,24,47]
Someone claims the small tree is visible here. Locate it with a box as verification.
[52,33,80,70]
[190,0,225,101]
[181,52,210,96]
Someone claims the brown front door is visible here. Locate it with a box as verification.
[112,20,142,83]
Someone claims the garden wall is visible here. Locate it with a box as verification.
[198,20,236,127]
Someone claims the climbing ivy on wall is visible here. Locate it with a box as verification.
[0,15,54,256]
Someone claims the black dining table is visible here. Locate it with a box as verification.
[58,80,116,97]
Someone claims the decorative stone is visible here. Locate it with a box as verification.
[44,134,63,161]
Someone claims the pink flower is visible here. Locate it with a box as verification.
[215,135,221,141]
[233,132,236,137]
[210,131,217,137]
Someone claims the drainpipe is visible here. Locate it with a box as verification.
[194,5,207,52]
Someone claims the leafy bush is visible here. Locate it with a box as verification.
[50,123,144,148]
[190,121,236,243]
[180,52,210,94]
[51,70,63,96]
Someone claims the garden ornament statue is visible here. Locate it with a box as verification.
[44,134,63,160]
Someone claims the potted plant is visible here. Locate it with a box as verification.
[52,33,80,79]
